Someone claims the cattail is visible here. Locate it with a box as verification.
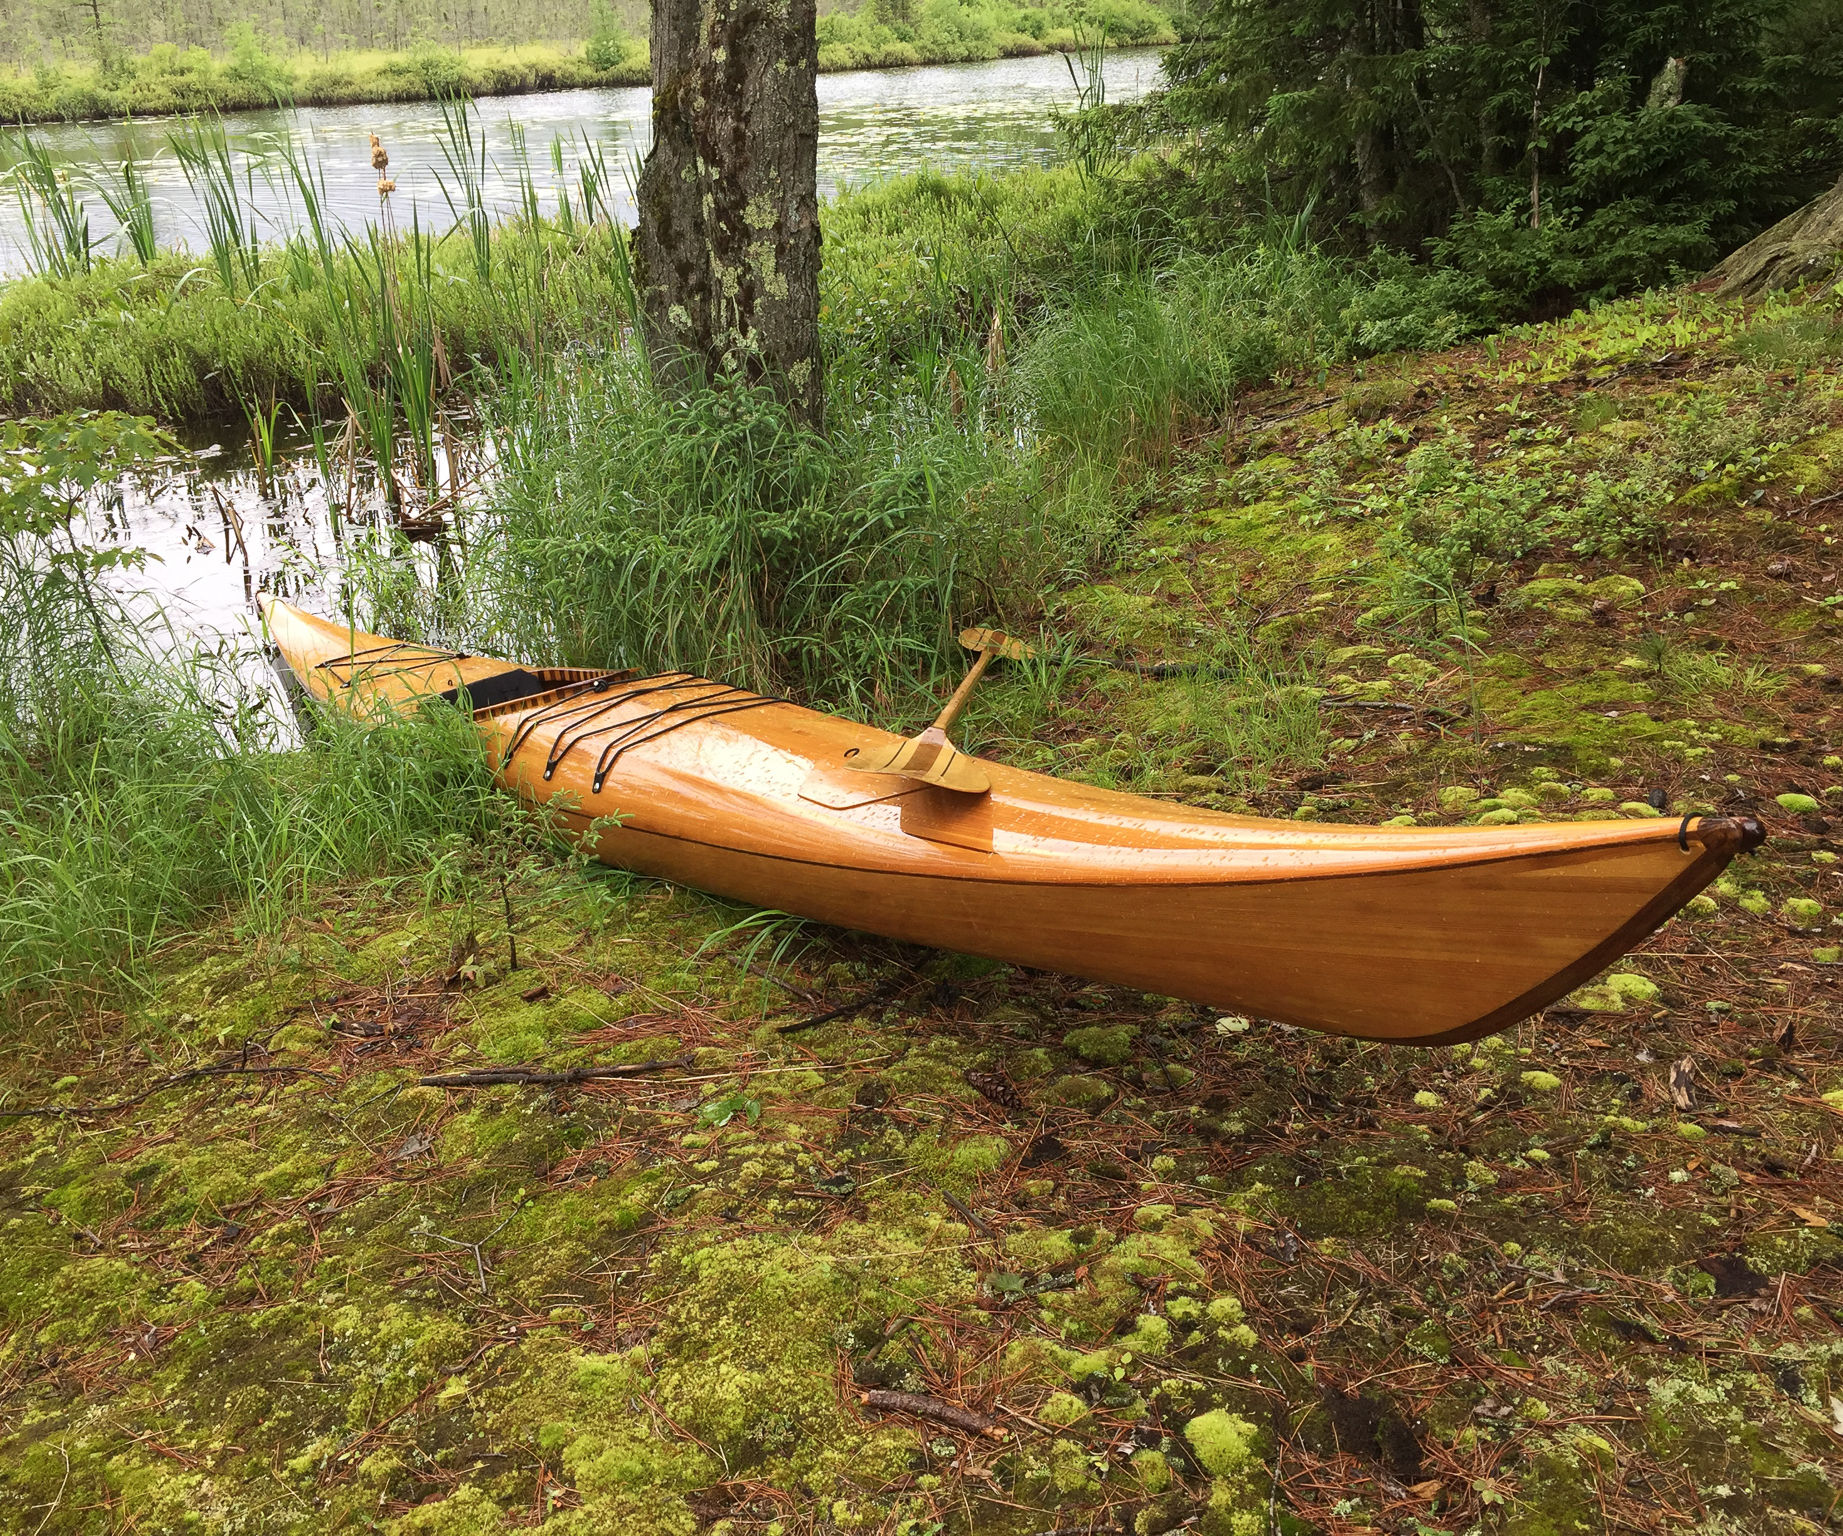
[370,133,389,173]
[985,304,1006,374]
[377,177,396,196]
[946,363,965,418]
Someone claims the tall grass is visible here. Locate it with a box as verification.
[97,151,158,265]
[5,131,93,277]
[170,116,263,295]
[433,94,494,286]
[0,655,508,1002]
[466,353,1026,710]
[574,130,618,229]
[0,413,518,1006]
[0,477,504,1003]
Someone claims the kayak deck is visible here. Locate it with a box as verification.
[262,599,1763,1044]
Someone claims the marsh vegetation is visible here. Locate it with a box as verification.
[0,0,1176,123]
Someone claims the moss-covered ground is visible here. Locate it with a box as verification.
[5,288,1843,1534]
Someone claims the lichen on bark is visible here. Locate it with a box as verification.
[635,0,824,427]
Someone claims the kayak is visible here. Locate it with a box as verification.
[261,597,1762,1045]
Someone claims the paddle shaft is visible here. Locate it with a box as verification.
[931,647,996,735]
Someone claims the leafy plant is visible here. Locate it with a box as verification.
[697,1091,763,1128]
[0,411,174,657]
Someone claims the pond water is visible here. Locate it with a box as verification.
[0,49,1161,276]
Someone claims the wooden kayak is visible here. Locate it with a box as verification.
[261,598,1763,1045]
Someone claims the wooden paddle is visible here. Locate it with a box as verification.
[844,627,1032,794]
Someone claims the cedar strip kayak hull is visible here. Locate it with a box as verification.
[262,599,1763,1045]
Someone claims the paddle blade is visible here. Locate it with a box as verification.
[959,626,1035,662]
[843,729,991,794]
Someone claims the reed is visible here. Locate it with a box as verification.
[1055,21,1121,187]
[508,122,543,230]
[5,131,93,278]
[96,150,158,265]
[433,93,494,286]
[550,136,576,237]
[575,130,616,228]
[382,212,443,491]
[245,391,281,496]
[169,115,262,295]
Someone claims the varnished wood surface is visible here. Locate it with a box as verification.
[263,598,1759,1044]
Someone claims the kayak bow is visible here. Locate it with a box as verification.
[262,597,1762,1045]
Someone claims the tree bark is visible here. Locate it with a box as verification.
[1703,171,1843,299]
[635,0,824,428]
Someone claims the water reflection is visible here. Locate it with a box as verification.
[0,50,1160,275]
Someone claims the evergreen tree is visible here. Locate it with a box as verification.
[1153,0,1843,305]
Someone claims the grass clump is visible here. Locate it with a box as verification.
[0,657,511,1005]
[466,330,1109,712]
[0,414,524,1007]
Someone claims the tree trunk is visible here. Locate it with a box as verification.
[635,0,824,428]
[1703,171,1843,299]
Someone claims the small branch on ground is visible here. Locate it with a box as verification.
[859,1389,1004,1437]
[941,1190,994,1236]
[418,1051,695,1088]
[777,977,908,1034]
[0,1061,336,1120]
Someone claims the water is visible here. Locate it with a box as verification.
[0,50,1160,275]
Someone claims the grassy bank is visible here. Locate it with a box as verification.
[0,164,1476,426]
[0,224,637,424]
[0,0,1173,125]
[0,41,645,124]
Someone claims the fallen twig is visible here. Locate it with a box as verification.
[419,1051,695,1088]
[777,978,907,1034]
[942,1190,994,1236]
[0,1061,335,1119]
[1321,693,1462,721]
[1240,395,1339,431]
[859,1389,1003,1437]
